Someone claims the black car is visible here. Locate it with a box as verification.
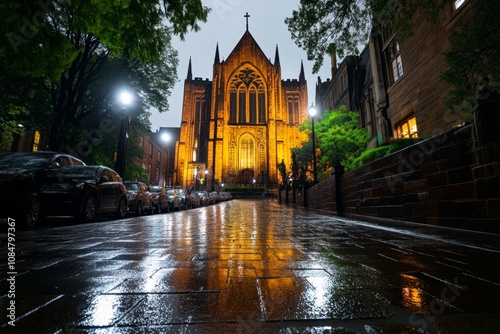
[0,151,85,227]
[149,186,169,213]
[40,165,128,222]
[123,181,153,215]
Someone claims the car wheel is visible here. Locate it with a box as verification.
[22,194,41,228]
[136,202,142,216]
[116,197,127,219]
[81,193,97,222]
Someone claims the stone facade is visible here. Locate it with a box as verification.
[301,119,500,233]
[176,29,308,190]
[315,1,475,145]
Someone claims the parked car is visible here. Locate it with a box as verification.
[189,191,202,208]
[219,191,232,201]
[209,191,220,204]
[166,188,181,211]
[0,151,85,227]
[39,165,128,222]
[149,186,168,213]
[196,191,209,206]
[123,181,153,215]
[175,187,191,209]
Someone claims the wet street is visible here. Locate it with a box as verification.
[2,199,500,333]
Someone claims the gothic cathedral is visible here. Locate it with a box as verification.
[176,24,308,191]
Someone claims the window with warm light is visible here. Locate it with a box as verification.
[240,136,255,170]
[397,116,418,138]
[32,131,40,152]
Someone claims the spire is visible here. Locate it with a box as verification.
[274,44,280,67]
[299,60,305,82]
[214,43,220,64]
[187,57,192,80]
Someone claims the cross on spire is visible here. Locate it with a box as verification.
[244,12,250,31]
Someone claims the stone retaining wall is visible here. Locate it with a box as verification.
[302,124,500,233]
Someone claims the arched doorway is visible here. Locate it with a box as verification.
[238,168,254,185]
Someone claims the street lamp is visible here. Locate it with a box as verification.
[161,133,170,187]
[204,169,208,191]
[308,103,318,184]
[115,90,133,179]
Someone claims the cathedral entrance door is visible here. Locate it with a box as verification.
[238,169,254,186]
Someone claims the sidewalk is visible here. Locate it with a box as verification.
[1,200,500,333]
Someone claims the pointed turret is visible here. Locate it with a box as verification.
[299,60,305,82]
[214,43,220,64]
[274,44,280,68]
[186,57,192,80]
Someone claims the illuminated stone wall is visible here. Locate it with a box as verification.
[177,30,308,190]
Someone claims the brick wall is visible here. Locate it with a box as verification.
[304,123,500,233]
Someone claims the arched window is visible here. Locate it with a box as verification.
[229,67,266,125]
[239,135,255,170]
[287,95,300,125]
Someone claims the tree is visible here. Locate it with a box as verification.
[315,106,369,172]
[285,0,454,73]
[0,0,209,151]
[441,0,500,114]
[292,106,369,181]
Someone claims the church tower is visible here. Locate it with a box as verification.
[176,16,308,192]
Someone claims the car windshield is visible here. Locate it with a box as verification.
[177,189,186,195]
[59,166,99,178]
[124,183,140,190]
[167,190,176,195]
[0,152,53,169]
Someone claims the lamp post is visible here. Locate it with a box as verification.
[115,90,133,179]
[204,169,208,191]
[309,103,318,184]
[161,133,170,187]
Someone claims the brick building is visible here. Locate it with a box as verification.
[316,0,473,146]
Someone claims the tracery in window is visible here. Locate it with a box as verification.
[229,67,266,124]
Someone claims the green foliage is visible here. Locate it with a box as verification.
[285,0,454,73]
[315,106,370,171]
[0,0,208,151]
[442,0,500,115]
[351,137,425,168]
[292,106,369,181]
[285,0,371,73]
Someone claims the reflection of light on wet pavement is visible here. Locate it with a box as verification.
[305,276,329,311]
[402,287,424,309]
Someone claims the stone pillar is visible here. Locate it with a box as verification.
[473,78,500,164]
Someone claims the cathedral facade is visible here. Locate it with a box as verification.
[175,28,308,191]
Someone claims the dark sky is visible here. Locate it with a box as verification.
[150,0,332,131]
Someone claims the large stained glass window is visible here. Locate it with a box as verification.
[229,67,266,125]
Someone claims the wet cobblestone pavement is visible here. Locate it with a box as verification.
[2,199,500,333]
